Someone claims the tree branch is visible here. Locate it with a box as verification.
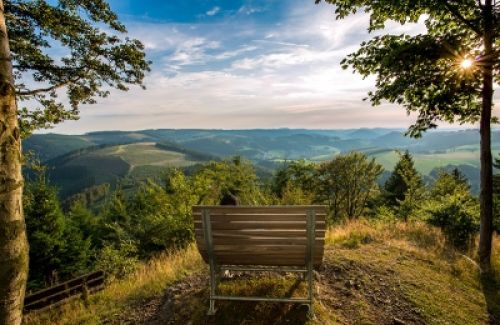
[16,79,74,96]
[443,0,482,35]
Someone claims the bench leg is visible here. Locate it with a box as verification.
[307,302,315,319]
[207,263,217,315]
[306,271,315,320]
[208,299,216,316]
[305,210,316,320]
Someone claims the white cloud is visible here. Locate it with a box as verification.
[237,6,263,15]
[214,45,259,60]
[206,6,220,16]
[49,1,491,134]
[167,37,220,65]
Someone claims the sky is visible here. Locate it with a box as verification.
[47,0,499,134]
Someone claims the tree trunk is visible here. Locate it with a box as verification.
[0,1,29,324]
[478,0,494,273]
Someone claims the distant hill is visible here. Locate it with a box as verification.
[372,131,417,147]
[25,128,500,198]
[24,134,94,161]
[37,142,209,198]
[347,128,386,139]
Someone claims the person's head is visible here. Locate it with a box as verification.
[219,190,240,205]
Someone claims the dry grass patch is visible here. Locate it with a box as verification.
[325,219,499,324]
[23,244,204,325]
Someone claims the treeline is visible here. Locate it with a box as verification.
[155,141,218,161]
[44,142,129,166]
[24,153,500,291]
[275,151,495,250]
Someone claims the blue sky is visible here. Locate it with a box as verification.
[49,0,499,133]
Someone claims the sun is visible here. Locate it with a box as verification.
[460,58,473,69]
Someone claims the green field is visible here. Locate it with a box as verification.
[96,142,198,170]
[369,149,500,174]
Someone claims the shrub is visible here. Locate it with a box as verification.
[95,240,139,280]
[425,193,479,251]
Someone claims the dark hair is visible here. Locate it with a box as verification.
[219,191,239,206]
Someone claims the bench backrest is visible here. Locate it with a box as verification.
[193,205,327,267]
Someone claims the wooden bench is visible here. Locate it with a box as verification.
[193,205,327,317]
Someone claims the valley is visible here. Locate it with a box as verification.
[24,128,500,199]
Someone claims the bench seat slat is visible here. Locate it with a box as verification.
[199,244,320,253]
[198,244,325,253]
[196,237,324,247]
[215,254,323,260]
[195,229,325,238]
[193,206,327,215]
[194,221,326,231]
[215,256,323,267]
[193,214,326,222]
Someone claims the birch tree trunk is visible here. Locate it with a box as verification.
[0,0,29,323]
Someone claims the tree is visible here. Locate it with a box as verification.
[24,170,92,289]
[272,160,317,199]
[397,162,426,221]
[67,201,99,245]
[426,170,479,251]
[8,0,151,135]
[0,1,150,321]
[317,0,497,271]
[0,1,28,323]
[494,154,500,232]
[383,151,424,209]
[194,157,267,205]
[431,169,470,198]
[316,152,383,220]
[278,181,315,205]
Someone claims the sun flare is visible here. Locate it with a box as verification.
[460,58,473,69]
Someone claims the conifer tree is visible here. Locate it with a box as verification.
[383,151,423,208]
[24,171,92,288]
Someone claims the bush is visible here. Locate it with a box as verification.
[425,193,479,251]
[95,240,139,280]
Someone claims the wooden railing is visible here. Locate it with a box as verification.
[24,270,105,312]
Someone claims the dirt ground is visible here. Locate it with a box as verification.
[107,249,426,325]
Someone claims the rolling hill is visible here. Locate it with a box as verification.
[40,142,209,198]
[25,128,500,198]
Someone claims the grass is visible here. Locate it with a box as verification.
[369,149,500,174]
[23,245,204,325]
[24,221,499,324]
[96,143,198,168]
[326,219,499,324]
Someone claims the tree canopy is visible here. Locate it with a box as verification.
[383,151,423,207]
[316,0,498,271]
[317,0,497,136]
[6,0,151,136]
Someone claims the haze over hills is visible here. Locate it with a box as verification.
[24,128,500,199]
